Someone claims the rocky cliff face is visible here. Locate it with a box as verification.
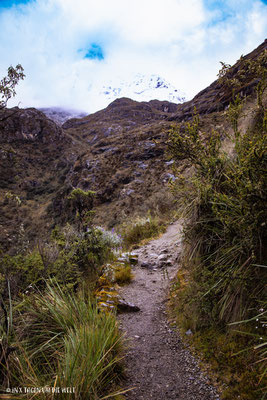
[0,40,266,249]
[0,107,64,143]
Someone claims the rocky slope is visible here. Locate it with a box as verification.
[169,39,267,122]
[0,40,266,249]
[0,107,73,250]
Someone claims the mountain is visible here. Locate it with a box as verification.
[100,74,186,105]
[0,40,266,250]
[38,107,87,125]
[37,75,184,125]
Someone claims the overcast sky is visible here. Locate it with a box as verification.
[0,0,266,113]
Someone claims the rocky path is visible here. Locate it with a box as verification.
[119,221,220,400]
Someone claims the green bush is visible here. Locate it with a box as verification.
[0,224,116,300]
[168,64,267,397]
[169,106,266,325]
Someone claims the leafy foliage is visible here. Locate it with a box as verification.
[0,223,116,300]
[0,64,25,109]
[67,188,95,229]
[217,50,267,106]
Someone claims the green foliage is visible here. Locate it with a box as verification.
[0,251,46,297]
[169,61,267,397]
[169,107,266,325]
[67,188,95,229]
[226,94,244,136]
[217,50,267,105]
[9,281,123,399]
[0,64,25,109]
[0,224,116,300]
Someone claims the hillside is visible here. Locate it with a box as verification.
[0,40,266,251]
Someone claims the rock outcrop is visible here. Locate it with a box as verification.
[0,107,65,144]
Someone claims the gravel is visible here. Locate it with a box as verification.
[119,221,221,400]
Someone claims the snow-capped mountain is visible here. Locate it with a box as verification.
[100,74,186,105]
[38,74,185,124]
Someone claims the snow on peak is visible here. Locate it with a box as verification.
[100,74,186,104]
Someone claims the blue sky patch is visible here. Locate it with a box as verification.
[0,0,33,9]
[203,0,236,26]
[84,43,104,61]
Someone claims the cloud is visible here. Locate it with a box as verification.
[0,0,266,112]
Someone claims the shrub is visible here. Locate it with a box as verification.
[67,188,95,229]
[168,57,267,398]
[0,224,117,300]
[168,105,266,325]
[95,226,123,250]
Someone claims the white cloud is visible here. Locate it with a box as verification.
[0,0,266,112]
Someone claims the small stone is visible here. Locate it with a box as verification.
[185,329,193,336]
[117,299,140,313]
[160,248,169,254]
[141,261,154,269]
[158,254,168,261]
[128,254,138,265]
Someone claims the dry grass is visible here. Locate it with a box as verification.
[114,265,133,284]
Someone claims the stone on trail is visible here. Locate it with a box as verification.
[141,261,154,269]
[117,299,140,313]
[128,254,138,265]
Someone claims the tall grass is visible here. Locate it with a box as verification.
[8,281,124,399]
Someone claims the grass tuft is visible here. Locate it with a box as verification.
[120,215,165,249]
[114,265,133,284]
[7,281,124,399]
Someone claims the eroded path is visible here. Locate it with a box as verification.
[119,221,220,400]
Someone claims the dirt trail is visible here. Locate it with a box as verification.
[119,221,220,400]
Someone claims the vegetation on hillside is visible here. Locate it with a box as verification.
[168,51,267,399]
[0,188,126,398]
